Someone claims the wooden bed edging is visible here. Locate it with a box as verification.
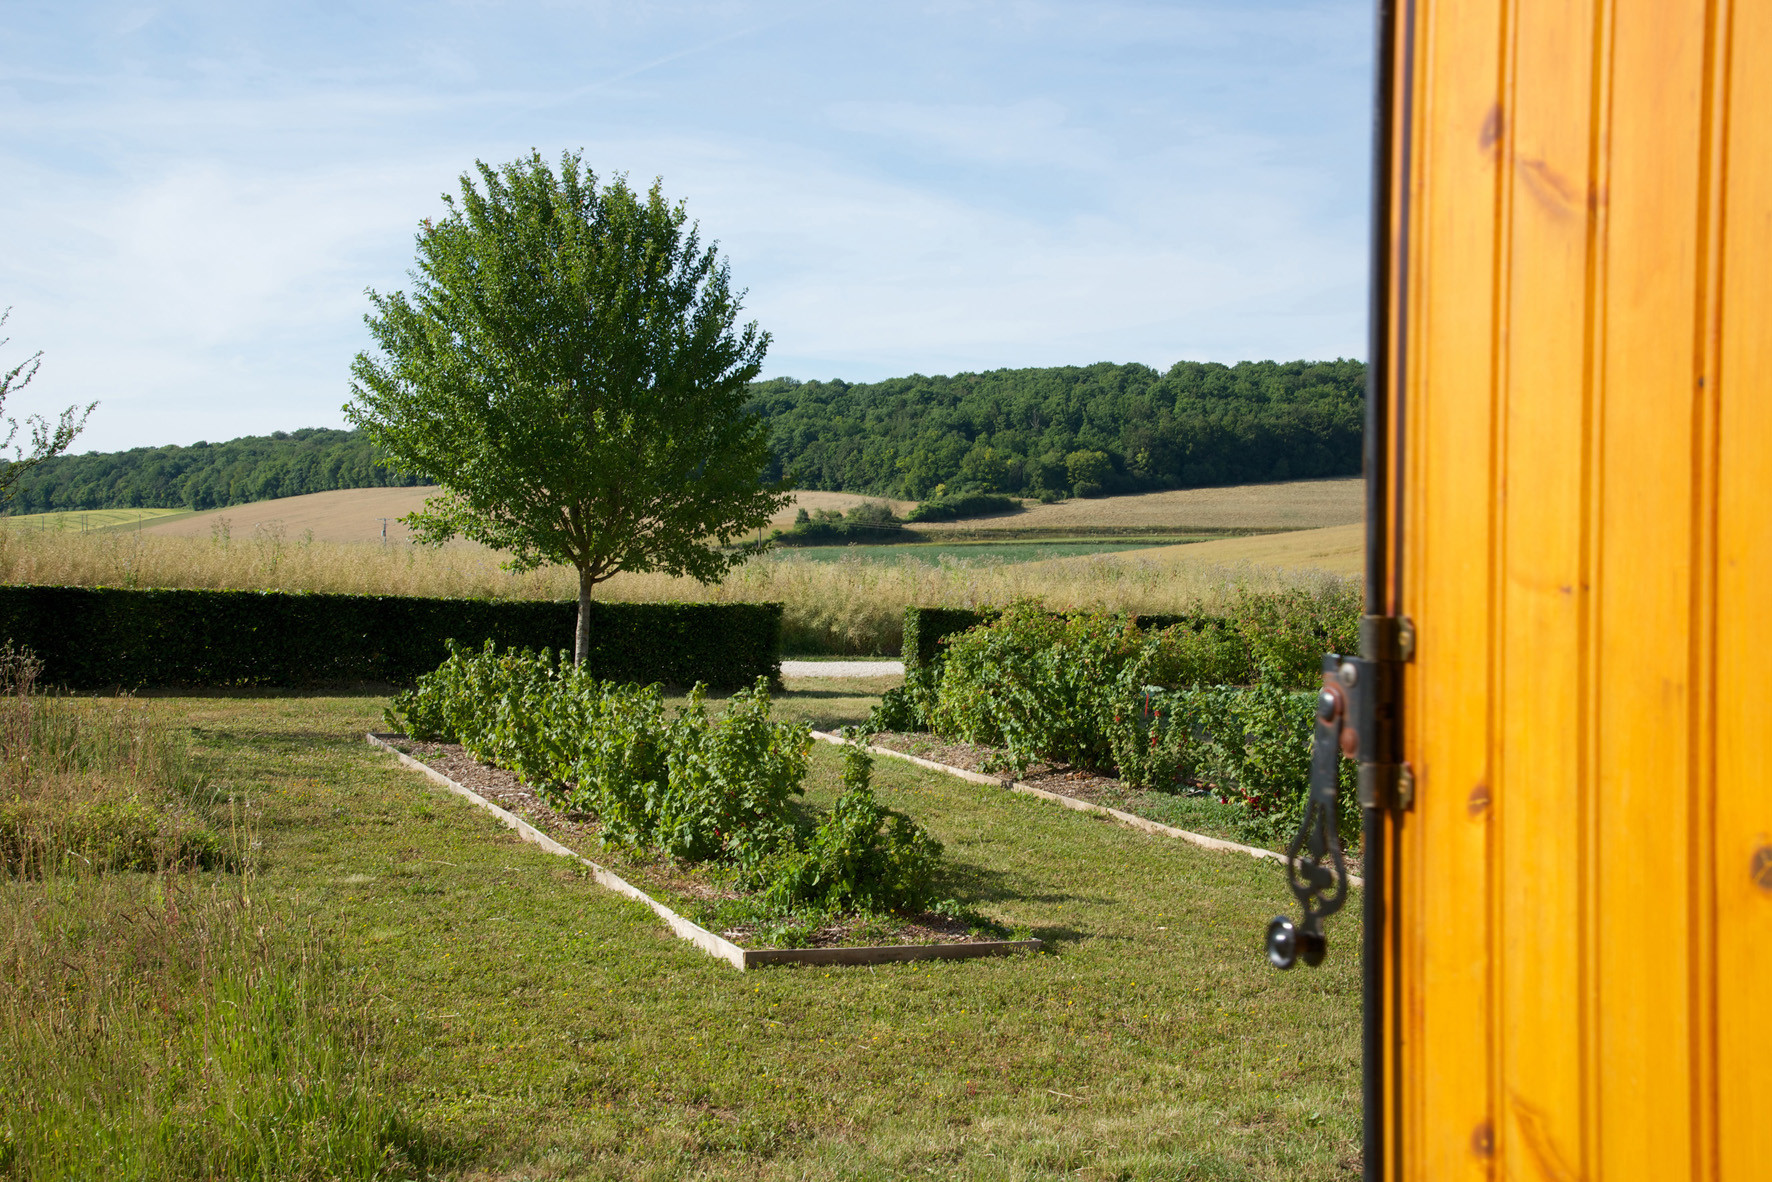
[365,733,1042,970]
[809,730,1363,890]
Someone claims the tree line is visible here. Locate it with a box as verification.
[745,358,1365,500]
[6,359,1366,514]
[5,427,426,514]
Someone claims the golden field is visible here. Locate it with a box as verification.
[5,488,916,546]
[916,476,1363,533]
[0,517,1358,654]
[9,478,1357,546]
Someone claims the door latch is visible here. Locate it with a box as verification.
[1266,654,1354,969]
[1266,619,1411,969]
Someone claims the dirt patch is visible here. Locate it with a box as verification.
[388,738,1000,949]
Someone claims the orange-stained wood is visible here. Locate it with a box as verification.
[1397,0,1504,1176]
[1389,0,1766,1177]
[1713,0,1772,1173]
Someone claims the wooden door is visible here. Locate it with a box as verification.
[1386,0,1769,1176]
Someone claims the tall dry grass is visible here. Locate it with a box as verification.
[0,524,1354,655]
[0,648,434,1177]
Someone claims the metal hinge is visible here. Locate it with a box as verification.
[1359,614,1415,663]
[1352,614,1413,811]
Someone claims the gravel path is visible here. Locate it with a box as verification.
[779,659,904,678]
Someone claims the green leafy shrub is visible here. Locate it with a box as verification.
[1126,684,1360,850]
[387,642,807,867]
[655,683,809,864]
[772,502,908,545]
[1135,620,1254,688]
[1225,585,1360,690]
[904,492,1021,523]
[388,646,946,917]
[929,603,1145,773]
[906,601,1362,848]
[757,739,943,913]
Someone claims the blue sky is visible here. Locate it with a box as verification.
[3,1,1372,452]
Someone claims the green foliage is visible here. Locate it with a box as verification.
[348,150,789,662]
[0,585,780,690]
[746,358,1365,498]
[756,738,944,914]
[6,427,422,514]
[1135,619,1253,688]
[1225,585,1361,689]
[902,606,1001,670]
[771,501,907,546]
[903,492,1022,523]
[929,604,1146,772]
[1064,449,1112,497]
[1106,685,1358,848]
[387,645,943,914]
[908,597,1363,846]
[657,683,810,864]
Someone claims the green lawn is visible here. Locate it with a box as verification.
[23,687,1362,1179]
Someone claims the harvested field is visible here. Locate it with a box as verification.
[915,477,1362,533]
[111,486,914,545]
[1018,522,1365,579]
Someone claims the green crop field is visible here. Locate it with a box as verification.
[1,506,195,532]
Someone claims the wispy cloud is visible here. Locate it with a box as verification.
[0,0,1370,450]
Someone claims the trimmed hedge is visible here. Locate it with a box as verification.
[0,586,781,690]
[901,605,1221,670]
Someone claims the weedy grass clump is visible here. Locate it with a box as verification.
[0,645,438,1179]
[0,645,223,877]
[386,643,954,934]
[0,870,437,1180]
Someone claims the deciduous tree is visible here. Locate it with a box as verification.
[347,152,788,663]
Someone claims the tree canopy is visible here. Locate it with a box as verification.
[9,359,1367,515]
[347,151,786,662]
[4,428,422,513]
[746,358,1365,500]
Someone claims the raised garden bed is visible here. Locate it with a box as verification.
[366,733,1043,969]
[842,730,1364,885]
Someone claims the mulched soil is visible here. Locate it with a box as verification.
[867,731,1160,811]
[387,738,997,950]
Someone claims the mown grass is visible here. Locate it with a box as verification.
[24,685,1363,1180]
[0,526,1353,656]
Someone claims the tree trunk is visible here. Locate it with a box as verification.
[575,567,593,667]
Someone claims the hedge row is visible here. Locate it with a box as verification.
[0,586,782,690]
[901,606,1219,670]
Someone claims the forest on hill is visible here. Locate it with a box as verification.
[5,428,424,514]
[746,359,1364,499]
[6,359,1364,512]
